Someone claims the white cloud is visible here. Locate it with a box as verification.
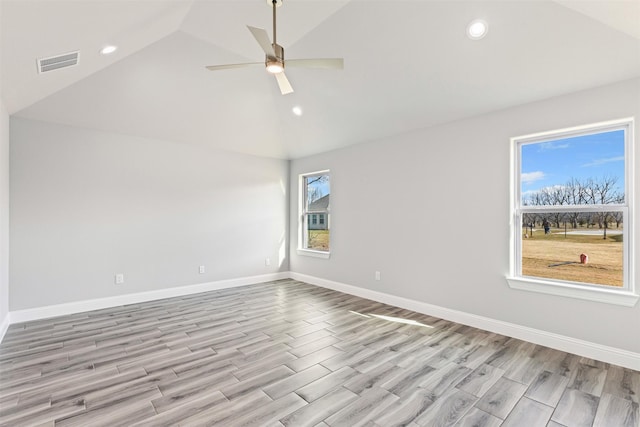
[521,171,545,184]
[581,156,624,167]
[539,142,569,151]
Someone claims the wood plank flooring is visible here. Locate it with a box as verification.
[0,279,638,426]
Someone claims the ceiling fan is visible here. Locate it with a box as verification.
[205,0,344,95]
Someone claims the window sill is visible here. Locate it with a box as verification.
[297,249,330,259]
[506,276,639,307]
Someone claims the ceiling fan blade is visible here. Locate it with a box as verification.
[275,72,293,95]
[286,58,344,69]
[247,26,276,57]
[206,62,263,71]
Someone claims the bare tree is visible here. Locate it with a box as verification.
[306,175,328,204]
[564,178,585,228]
[612,193,624,228]
[583,176,622,236]
[543,186,569,227]
[524,175,623,239]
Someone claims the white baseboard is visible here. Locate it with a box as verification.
[0,312,9,344]
[4,271,639,371]
[9,272,289,324]
[290,272,640,371]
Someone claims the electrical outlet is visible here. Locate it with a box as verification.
[115,273,124,284]
[265,257,271,266]
[199,265,205,274]
[375,271,381,281]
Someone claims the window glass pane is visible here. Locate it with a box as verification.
[521,130,625,205]
[521,211,623,287]
[302,173,330,252]
[305,174,330,210]
[306,227,330,251]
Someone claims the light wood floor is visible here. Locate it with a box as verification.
[0,279,638,426]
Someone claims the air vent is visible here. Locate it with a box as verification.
[37,51,79,74]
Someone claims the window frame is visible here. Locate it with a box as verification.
[298,170,331,259]
[507,118,638,306]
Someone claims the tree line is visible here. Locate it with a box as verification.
[523,176,623,230]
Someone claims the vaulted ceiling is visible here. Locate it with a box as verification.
[2,1,639,159]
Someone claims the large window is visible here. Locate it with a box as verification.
[299,171,330,257]
[508,118,637,306]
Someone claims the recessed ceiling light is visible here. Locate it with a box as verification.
[292,106,303,116]
[100,45,118,55]
[467,19,488,40]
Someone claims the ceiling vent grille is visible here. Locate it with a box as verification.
[37,51,79,74]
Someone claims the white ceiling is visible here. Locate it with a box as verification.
[2,0,639,159]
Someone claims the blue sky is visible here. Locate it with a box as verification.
[521,129,625,197]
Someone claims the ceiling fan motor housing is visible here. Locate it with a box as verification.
[266,43,285,72]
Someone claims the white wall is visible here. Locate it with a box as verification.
[0,100,9,329]
[10,118,289,310]
[290,78,640,354]
[0,1,9,334]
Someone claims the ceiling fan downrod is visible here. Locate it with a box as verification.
[272,0,277,46]
[266,0,285,74]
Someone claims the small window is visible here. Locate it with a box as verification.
[299,171,330,256]
[508,119,637,306]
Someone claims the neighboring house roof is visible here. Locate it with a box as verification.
[309,194,329,211]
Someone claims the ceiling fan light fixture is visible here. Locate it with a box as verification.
[266,60,284,74]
